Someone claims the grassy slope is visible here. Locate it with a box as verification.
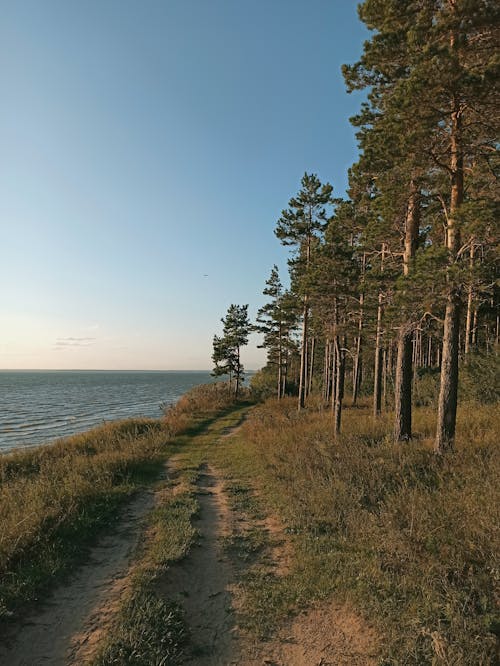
[2,385,498,665]
[0,383,238,621]
[214,399,499,665]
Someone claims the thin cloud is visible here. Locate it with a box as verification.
[54,337,97,350]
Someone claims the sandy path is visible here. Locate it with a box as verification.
[0,490,154,666]
[163,456,378,666]
[160,462,238,665]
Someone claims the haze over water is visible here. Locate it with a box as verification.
[0,370,217,451]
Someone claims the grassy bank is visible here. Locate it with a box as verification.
[0,383,238,621]
[91,404,252,665]
[216,398,499,665]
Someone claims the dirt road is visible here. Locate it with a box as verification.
[0,491,155,666]
[0,414,378,665]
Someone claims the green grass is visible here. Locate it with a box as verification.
[91,402,253,665]
[91,490,198,666]
[213,398,499,665]
[0,383,241,622]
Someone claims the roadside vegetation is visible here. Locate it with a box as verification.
[92,403,252,665]
[216,396,499,665]
[0,383,237,622]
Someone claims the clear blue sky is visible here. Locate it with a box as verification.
[1,0,368,370]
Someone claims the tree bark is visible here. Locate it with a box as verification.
[353,296,364,405]
[330,340,337,414]
[373,291,384,417]
[435,91,463,454]
[334,336,346,436]
[464,242,475,356]
[298,297,308,410]
[393,326,413,441]
[277,324,283,399]
[393,182,420,441]
[435,292,461,451]
[323,338,330,402]
[308,336,315,395]
[373,244,386,417]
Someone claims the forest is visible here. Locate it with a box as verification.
[213,0,499,454]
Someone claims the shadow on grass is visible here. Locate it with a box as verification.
[171,401,253,441]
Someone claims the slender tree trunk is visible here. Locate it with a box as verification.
[334,336,346,436]
[435,93,463,454]
[330,340,337,414]
[277,325,283,399]
[308,336,315,395]
[298,297,308,410]
[235,346,240,397]
[394,183,420,441]
[382,347,388,408]
[471,308,478,346]
[464,242,475,357]
[323,339,330,402]
[373,244,386,417]
[373,291,384,417]
[435,292,461,451]
[353,294,364,405]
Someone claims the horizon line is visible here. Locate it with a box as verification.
[0,368,259,372]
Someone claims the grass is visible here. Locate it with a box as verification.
[214,397,499,665]
[91,490,198,666]
[2,381,497,665]
[91,401,253,665]
[0,382,240,622]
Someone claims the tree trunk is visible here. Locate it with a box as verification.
[435,93,463,454]
[334,336,346,436]
[330,340,337,414]
[373,244,386,418]
[464,242,475,357]
[323,339,330,402]
[298,297,308,410]
[277,325,283,399]
[353,295,364,405]
[235,346,240,397]
[308,336,315,395]
[373,291,384,418]
[393,182,420,441]
[393,326,413,441]
[435,292,461,451]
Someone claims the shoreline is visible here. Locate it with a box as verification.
[0,370,222,452]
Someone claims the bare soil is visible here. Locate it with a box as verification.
[0,490,155,666]
[160,462,237,665]
[239,603,379,666]
[0,419,378,666]
[163,453,378,666]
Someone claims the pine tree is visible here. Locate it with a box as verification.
[344,0,499,451]
[212,304,251,397]
[255,266,298,399]
[275,173,334,410]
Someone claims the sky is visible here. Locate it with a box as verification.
[1,0,368,371]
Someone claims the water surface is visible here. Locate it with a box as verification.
[0,370,216,451]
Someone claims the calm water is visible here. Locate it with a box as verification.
[0,371,217,451]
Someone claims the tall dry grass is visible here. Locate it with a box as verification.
[237,398,499,664]
[0,381,237,619]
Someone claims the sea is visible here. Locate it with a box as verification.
[0,370,218,452]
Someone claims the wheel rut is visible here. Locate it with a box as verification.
[0,490,155,666]
[161,462,238,665]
